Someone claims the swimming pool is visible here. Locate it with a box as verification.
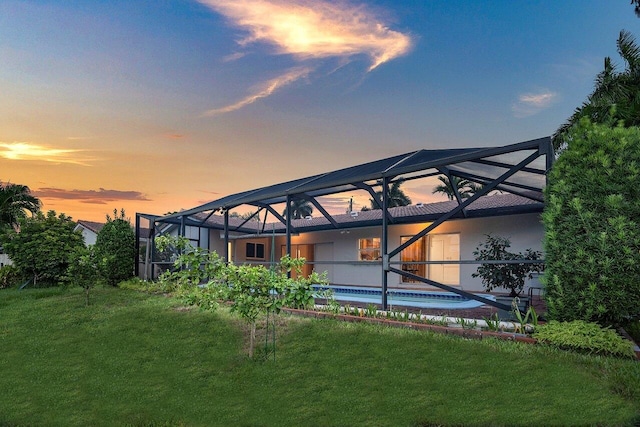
[312,285,495,310]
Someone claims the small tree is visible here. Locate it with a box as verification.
[95,209,135,286]
[0,210,84,286]
[472,234,543,297]
[67,246,99,306]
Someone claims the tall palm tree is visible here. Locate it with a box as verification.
[282,199,313,219]
[554,30,640,150]
[432,176,480,201]
[368,180,412,209]
[0,182,41,231]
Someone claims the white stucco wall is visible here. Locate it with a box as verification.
[0,253,12,267]
[287,212,544,293]
[79,228,98,246]
[202,212,544,294]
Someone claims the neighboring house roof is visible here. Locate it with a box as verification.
[75,220,104,234]
[186,193,542,235]
[75,220,151,239]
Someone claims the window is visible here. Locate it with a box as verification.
[358,238,380,261]
[400,236,426,282]
[246,242,265,259]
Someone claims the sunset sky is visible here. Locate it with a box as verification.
[1,1,637,222]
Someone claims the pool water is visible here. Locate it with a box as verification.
[312,285,495,309]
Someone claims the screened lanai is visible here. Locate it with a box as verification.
[137,136,553,311]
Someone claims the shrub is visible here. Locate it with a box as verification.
[0,210,84,286]
[534,320,636,359]
[94,209,135,286]
[543,120,640,325]
[472,234,543,297]
[0,265,21,289]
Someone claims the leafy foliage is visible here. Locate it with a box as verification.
[156,235,328,357]
[554,30,640,151]
[472,234,543,296]
[0,182,41,231]
[543,121,640,326]
[66,246,99,306]
[282,199,313,219]
[432,175,483,201]
[0,210,84,286]
[364,179,411,210]
[0,265,21,289]
[534,320,636,359]
[94,209,135,286]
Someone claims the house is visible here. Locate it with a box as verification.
[0,246,11,267]
[138,137,552,310]
[74,220,105,246]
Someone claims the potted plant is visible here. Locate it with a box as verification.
[472,234,543,317]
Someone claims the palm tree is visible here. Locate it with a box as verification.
[282,199,313,219]
[554,30,640,150]
[0,182,41,231]
[432,176,480,201]
[367,180,412,209]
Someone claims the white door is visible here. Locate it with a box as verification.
[428,234,460,285]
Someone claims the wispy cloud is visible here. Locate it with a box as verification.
[512,90,558,118]
[201,67,312,116]
[0,142,95,166]
[33,188,151,205]
[198,0,413,114]
[162,132,187,140]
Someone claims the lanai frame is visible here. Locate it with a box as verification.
[137,136,553,312]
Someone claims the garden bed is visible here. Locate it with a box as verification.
[282,307,640,359]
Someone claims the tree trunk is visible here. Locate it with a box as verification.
[85,287,90,307]
[249,322,256,358]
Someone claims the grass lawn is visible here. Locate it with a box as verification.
[1,286,639,426]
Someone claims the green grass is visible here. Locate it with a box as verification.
[1,287,639,426]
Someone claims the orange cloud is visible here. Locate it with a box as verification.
[33,187,152,205]
[0,141,95,166]
[163,133,187,140]
[200,0,412,69]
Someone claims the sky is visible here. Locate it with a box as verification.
[1,0,638,222]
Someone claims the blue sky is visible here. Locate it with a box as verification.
[0,0,637,220]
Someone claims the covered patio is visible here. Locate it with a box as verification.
[136,136,553,312]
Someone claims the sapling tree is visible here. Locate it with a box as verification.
[472,234,543,297]
[67,246,99,306]
[156,235,328,358]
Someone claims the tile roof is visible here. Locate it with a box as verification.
[75,220,104,234]
[190,193,542,234]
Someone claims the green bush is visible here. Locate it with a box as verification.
[0,265,21,289]
[0,210,84,286]
[534,320,636,359]
[543,120,640,326]
[95,209,135,286]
